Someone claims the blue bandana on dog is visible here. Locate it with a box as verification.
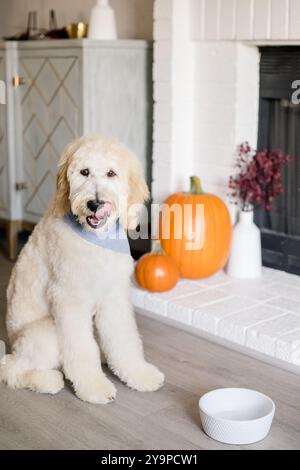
[64,212,130,255]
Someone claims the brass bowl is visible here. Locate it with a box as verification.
[66,22,88,39]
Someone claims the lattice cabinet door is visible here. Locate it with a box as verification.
[0,51,8,220]
[17,51,81,223]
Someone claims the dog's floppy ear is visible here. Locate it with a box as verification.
[50,139,80,217]
[125,152,150,230]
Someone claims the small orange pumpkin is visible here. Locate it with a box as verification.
[135,241,179,292]
[159,176,232,279]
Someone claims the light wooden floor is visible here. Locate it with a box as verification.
[0,253,299,450]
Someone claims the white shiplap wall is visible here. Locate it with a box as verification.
[190,0,300,42]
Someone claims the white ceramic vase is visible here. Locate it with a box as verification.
[88,0,117,40]
[226,210,262,279]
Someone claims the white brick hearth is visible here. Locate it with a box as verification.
[132,268,300,371]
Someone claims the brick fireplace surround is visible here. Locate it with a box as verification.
[132,0,300,373]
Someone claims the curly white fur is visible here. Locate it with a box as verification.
[0,136,164,404]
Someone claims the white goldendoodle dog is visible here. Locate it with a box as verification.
[0,135,164,404]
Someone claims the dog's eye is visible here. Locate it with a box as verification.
[107,169,117,178]
[80,168,89,177]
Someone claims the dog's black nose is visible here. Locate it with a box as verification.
[87,200,104,212]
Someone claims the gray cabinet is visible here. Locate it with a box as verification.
[0,39,152,258]
[17,49,81,222]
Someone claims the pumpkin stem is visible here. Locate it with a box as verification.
[151,239,163,254]
[190,176,204,195]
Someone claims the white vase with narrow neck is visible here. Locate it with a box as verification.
[88,0,117,40]
[226,210,262,279]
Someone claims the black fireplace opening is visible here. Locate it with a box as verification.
[256,46,300,275]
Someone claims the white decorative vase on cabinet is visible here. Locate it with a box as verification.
[88,0,117,39]
[226,209,262,279]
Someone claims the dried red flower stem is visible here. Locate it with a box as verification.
[228,142,293,211]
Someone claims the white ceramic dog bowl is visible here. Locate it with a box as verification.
[199,388,275,445]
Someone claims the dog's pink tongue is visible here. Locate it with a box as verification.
[95,201,112,220]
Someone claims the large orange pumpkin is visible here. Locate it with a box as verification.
[135,241,179,292]
[159,176,232,279]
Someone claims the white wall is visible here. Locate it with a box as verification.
[193,42,259,200]
[153,0,300,207]
[152,0,195,205]
[0,0,154,39]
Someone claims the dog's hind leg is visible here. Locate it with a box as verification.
[0,317,64,394]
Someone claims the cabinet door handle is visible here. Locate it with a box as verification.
[16,182,29,191]
[12,75,26,87]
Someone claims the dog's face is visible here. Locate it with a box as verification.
[52,136,149,232]
[67,145,126,231]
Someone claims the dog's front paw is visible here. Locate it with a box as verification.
[75,375,116,404]
[125,362,165,392]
